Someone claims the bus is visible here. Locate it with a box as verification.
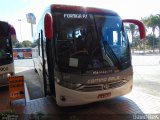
[13,48,32,59]
[32,4,146,106]
[0,21,16,87]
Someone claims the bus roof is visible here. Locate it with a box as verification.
[0,21,9,36]
[51,4,119,16]
[0,21,16,37]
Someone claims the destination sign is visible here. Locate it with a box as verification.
[64,14,87,19]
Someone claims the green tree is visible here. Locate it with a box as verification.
[154,15,160,52]
[21,40,32,48]
[124,23,140,52]
[142,15,157,36]
[129,24,137,52]
[146,34,159,49]
[129,24,136,41]
[14,42,23,48]
[142,15,158,52]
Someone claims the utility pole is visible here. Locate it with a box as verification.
[18,19,22,41]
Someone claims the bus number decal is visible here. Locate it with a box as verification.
[0,67,8,71]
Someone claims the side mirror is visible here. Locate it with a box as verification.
[44,13,53,39]
[122,19,146,40]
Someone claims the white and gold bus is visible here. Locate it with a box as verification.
[32,4,146,106]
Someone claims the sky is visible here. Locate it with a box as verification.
[0,0,160,42]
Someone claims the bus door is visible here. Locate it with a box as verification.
[39,30,48,96]
[44,13,56,96]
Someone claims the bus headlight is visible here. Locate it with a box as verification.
[7,73,11,77]
[56,73,82,90]
[55,77,60,83]
[61,81,82,90]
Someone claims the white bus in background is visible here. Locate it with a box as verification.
[32,4,146,106]
[0,21,16,87]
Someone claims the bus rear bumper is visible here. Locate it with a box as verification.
[55,80,133,107]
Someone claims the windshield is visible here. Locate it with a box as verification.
[95,15,131,69]
[54,13,131,73]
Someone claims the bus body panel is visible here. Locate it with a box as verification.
[55,66,133,106]
[51,4,119,16]
[55,79,132,106]
[0,63,14,87]
[0,63,14,75]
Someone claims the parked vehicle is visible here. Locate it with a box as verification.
[32,4,146,106]
[0,21,16,87]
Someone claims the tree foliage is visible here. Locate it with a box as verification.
[146,34,159,49]
[21,40,32,47]
[141,14,160,52]
[12,40,34,48]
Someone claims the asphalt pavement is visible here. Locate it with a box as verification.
[132,54,160,97]
[14,59,44,100]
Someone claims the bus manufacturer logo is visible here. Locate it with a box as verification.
[0,67,8,71]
